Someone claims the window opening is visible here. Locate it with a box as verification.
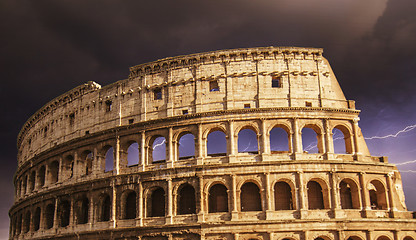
[270,127,289,153]
[238,128,258,154]
[45,203,54,229]
[244,104,251,109]
[127,142,140,166]
[178,184,196,215]
[105,147,114,172]
[241,182,262,211]
[105,100,112,112]
[178,133,195,159]
[272,77,282,88]
[209,80,219,91]
[150,188,165,217]
[182,109,188,115]
[208,184,228,213]
[124,192,137,219]
[305,101,312,107]
[154,88,162,100]
[307,181,324,209]
[207,130,227,157]
[274,181,293,210]
[151,136,166,163]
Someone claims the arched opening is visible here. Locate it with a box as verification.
[23,211,30,233]
[208,184,228,213]
[340,179,360,209]
[29,171,36,192]
[104,147,114,172]
[75,197,89,224]
[33,207,40,231]
[45,203,54,229]
[369,180,387,210]
[149,187,165,217]
[124,191,137,219]
[238,128,258,154]
[307,181,324,209]
[38,165,46,187]
[63,155,74,179]
[301,126,323,154]
[207,130,227,156]
[347,237,363,240]
[403,237,415,240]
[270,127,289,153]
[332,126,353,154]
[240,182,262,211]
[99,194,111,222]
[59,200,70,227]
[178,133,195,159]
[376,237,391,240]
[178,184,196,215]
[79,150,94,176]
[22,176,27,195]
[127,142,140,166]
[49,161,59,184]
[274,181,293,210]
[151,136,166,163]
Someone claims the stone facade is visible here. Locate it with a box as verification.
[9,47,416,240]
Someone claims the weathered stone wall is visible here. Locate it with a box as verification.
[10,47,416,240]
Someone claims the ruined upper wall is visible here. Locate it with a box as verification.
[17,46,357,166]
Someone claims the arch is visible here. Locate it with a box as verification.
[208,184,228,213]
[59,200,70,227]
[98,194,111,222]
[177,184,196,215]
[346,237,364,240]
[29,171,36,192]
[79,150,93,176]
[307,181,324,209]
[178,133,195,159]
[123,191,137,219]
[339,179,360,209]
[104,146,114,172]
[207,130,227,156]
[274,181,293,210]
[75,196,89,224]
[22,175,27,195]
[63,155,74,179]
[45,203,54,229]
[332,125,353,154]
[150,136,167,163]
[16,213,22,234]
[301,125,323,153]
[127,142,140,166]
[241,182,262,211]
[148,187,165,217]
[270,127,290,153]
[23,210,31,233]
[38,165,46,187]
[48,160,59,184]
[403,237,415,240]
[238,128,258,154]
[376,237,391,240]
[369,179,388,210]
[314,237,331,240]
[33,207,40,231]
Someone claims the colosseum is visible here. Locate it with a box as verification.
[9,46,416,240]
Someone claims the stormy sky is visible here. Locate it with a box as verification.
[1,0,416,238]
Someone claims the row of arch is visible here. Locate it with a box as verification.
[16,123,356,198]
[10,177,390,236]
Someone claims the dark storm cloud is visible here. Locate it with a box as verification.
[1,0,416,237]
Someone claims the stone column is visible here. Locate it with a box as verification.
[115,136,120,175]
[261,119,270,158]
[228,121,236,162]
[359,172,370,213]
[231,174,238,220]
[352,119,362,159]
[166,178,173,224]
[198,176,205,222]
[324,119,334,158]
[331,171,341,218]
[292,118,302,158]
[58,155,63,183]
[53,198,59,230]
[140,131,146,170]
[296,171,307,217]
[265,173,273,219]
[138,180,143,226]
[73,151,78,179]
[167,127,174,168]
[196,124,204,164]
[111,179,117,227]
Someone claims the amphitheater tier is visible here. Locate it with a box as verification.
[10,47,416,240]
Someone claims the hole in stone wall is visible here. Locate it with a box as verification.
[178,133,195,159]
[270,127,289,153]
[207,130,227,157]
[208,184,228,213]
[127,142,140,166]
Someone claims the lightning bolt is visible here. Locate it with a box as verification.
[242,139,252,152]
[364,124,416,140]
[395,160,416,166]
[152,138,166,150]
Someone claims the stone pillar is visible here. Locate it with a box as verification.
[111,179,117,228]
[331,171,342,218]
[324,119,334,159]
[198,176,205,222]
[167,127,174,168]
[73,151,78,179]
[69,196,74,226]
[292,118,302,158]
[359,172,370,213]
[265,173,273,219]
[296,171,307,217]
[115,136,120,175]
[138,180,143,226]
[166,178,173,224]
[231,174,238,220]
[261,119,270,158]
[58,155,63,183]
[228,121,236,162]
[140,131,146,170]
[53,199,58,230]
[196,124,204,164]
[352,119,362,159]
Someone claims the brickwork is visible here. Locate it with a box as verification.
[9,47,416,240]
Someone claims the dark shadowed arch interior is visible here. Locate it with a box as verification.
[178,184,196,215]
[49,160,59,183]
[23,211,30,233]
[38,165,46,187]
[208,184,228,213]
[29,171,36,192]
[369,180,387,210]
[105,147,114,172]
[274,181,293,210]
[376,237,391,240]
[99,194,111,222]
[150,187,165,217]
[33,207,40,231]
[241,182,262,211]
[207,130,227,156]
[307,181,324,209]
[59,200,70,227]
[76,197,89,224]
[45,203,54,229]
[340,179,360,209]
[124,191,137,219]
[238,128,258,154]
[270,127,289,153]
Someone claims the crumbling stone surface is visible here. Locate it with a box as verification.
[9,47,416,240]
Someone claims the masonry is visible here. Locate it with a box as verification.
[9,47,416,240]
